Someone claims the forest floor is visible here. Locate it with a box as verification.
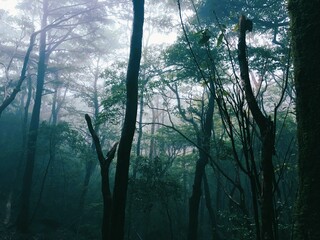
[0,222,83,240]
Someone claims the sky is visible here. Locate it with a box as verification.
[0,0,17,13]
[0,0,177,45]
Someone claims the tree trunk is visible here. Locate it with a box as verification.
[110,1,144,239]
[188,85,215,240]
[85,114,117,240]
[4,76,32,225]
[238,15,276,240]
[288,1,320,240]
[203,171,221,240]
[0,32,37,117]
[16,0,48,232]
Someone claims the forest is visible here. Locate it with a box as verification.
[0,0,319,240]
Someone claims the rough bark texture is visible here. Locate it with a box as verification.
[288,1,320,239]
[109,1,144,239]
[16,0,48,232]
[238,15,276,240]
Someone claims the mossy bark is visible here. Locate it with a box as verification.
[288,1,320,240]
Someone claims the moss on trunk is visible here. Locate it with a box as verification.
[289,1,320,239]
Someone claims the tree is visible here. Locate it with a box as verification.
[288,1,320,240]
[238,15,277,240]
[16,0,107,232]
[109,1,144,239]
[0,32,36,117]
[85,114,118,240]
[16,0,49,232]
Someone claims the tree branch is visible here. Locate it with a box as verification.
[238,15,268,131]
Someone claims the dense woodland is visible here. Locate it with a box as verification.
[0,0,319,240]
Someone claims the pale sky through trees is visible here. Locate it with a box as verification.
[0,0,176,44]
[0,0,17,13]
[0,1,303,239]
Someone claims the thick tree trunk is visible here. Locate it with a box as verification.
[288,1,320,240]
[16,0,48,232]
[110,1,144,239]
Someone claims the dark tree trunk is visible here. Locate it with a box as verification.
[110,1,144,239]
[127,85,145,239]
[288,1,320,240]
[149,106,156,160]
[188,85,215,240]
[136,87,144,158]
[85,114,117,240]
[4,76,32,225]
[0,33,37,117]
[188,158,206,240]
[238,15,276,240]
[16,0,48,232]
[203,171,221,240]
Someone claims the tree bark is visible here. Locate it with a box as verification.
[188,84,215,240]
[288,1,320,240]
[238,15,276,240]
[203,170,221,240]
[110,1,144,239]
[85,114,118,240]
[16,0,49,232]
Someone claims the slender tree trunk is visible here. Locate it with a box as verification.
[136,90,144,158]
[288,1,320,240]
[110,1,144,239]
[149,106,156,160]
[188,85,215,240]
[30,129,56,222]
[85,115,117,240]
[50,85,58,125]
[16,0,48,232]
[4,77,32,225]
[0,32,37,117]
[238,15,276,240]
[203,171,221,240]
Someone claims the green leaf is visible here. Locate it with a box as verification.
[217,33,224,47]
[232,23,239,32]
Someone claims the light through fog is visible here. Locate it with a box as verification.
[0,0,17,13]
[0,0,177,45]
